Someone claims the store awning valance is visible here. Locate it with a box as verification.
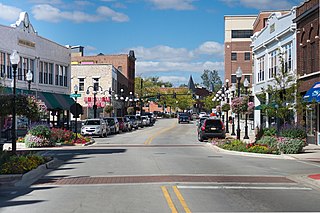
[303,82,320,102]
[2,87,74,110]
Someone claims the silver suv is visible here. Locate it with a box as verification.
[81,118,107,137]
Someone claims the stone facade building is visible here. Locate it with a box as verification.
[0,12,74,128]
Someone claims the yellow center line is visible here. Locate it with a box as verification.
[144,124,177,145]
[173,186,192,213]
[161,186,178,213]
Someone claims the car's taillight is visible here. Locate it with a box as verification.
[221,121,225,130]
[201,121,206,131]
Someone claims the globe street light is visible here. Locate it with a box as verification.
[87,85,103,118]
[26,70,33,91]
[236,67,243,140]
[10,50,20,153]
[243,78,249,139]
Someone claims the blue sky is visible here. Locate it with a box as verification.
[0,0,302,86]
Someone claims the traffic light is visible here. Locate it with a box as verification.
[173,92,176,98]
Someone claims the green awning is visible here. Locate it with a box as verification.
[1,87,74,110]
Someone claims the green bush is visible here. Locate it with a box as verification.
[221,140,247,152]
[263,127,277,136]
[247,145,270,154]
[0,154,47,174]
[278,137,305,154]
[256,136,278,149]
[28,125,51,139]
[280,125,307,139]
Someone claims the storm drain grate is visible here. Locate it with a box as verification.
[34,175,295,185]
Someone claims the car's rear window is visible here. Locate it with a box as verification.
[205,119,222,128]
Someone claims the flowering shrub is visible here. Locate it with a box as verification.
[50,128,73,144]
[231,97,248,114]
[246,102,254,114]
[277,137,305,154]
[24,134,54,148]
[247,144,270,154]
[0,153,48,174]
[256,136,278,149]
[221,140,247,152]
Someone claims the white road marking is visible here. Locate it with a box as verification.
[177,185,312,190]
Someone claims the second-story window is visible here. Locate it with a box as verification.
[257,56,265,82]
[0,52,5,78]
[49,63,53,85]
[39,61,43,84]
[44,62,48,84]
[93,78,99,91]
[283,43,292,73]
[244,52,251,61]
[269,50,277,79]
[231,52,237,61]
[64,66,68,87]
[79,78,84,91]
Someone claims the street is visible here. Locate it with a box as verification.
[1,118,320,212]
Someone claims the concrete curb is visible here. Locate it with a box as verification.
[206,143,296,160]
[0,157,63,189]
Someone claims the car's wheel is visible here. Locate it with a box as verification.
[198,133,204,142]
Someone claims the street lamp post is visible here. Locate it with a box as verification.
[120,88,124,116]
[26,70,33,91]
[10,50,20,153]
[243,78,249,139]
[225,79,229,133]
[74,84,79,142]
[230,83,236,136]
[86,85,102,118]
[236,67,242,140]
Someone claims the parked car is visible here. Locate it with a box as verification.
[141,115,150,127]
[144,112,156,125]
[199,112,207,118]
[198,117,225,141]
[125,115,138,130]
[196,115,210,133]
[135,115,144,128]
[81,118,108,137]
[178,113,190,124]
[192,112,199,120]
[104,117,120,134]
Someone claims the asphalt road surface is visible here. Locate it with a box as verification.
[1,118,320,212]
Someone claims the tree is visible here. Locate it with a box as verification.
[201,93,216,112]
[261,50,300,132]
[201,70,222,92]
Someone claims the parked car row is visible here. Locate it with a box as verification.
[81,113,156,137]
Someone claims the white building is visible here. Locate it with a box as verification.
[0,12,73,127]
[251,8,297,129]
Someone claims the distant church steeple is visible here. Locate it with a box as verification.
[188,75,196,92]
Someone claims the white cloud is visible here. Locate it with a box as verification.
[158,76,188,83]
[32,4,129,23]
[194,41,224,57]
[0,3,22,22]
[220,0,299,10]
[146,0,196,10]
[131,41,223,63]
[136,61,224,73]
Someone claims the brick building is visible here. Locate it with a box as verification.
[224,15,256,86]
[294,0,320,144]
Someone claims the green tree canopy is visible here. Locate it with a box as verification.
[201,70,222,92]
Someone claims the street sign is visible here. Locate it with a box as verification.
[70,93,81,98]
